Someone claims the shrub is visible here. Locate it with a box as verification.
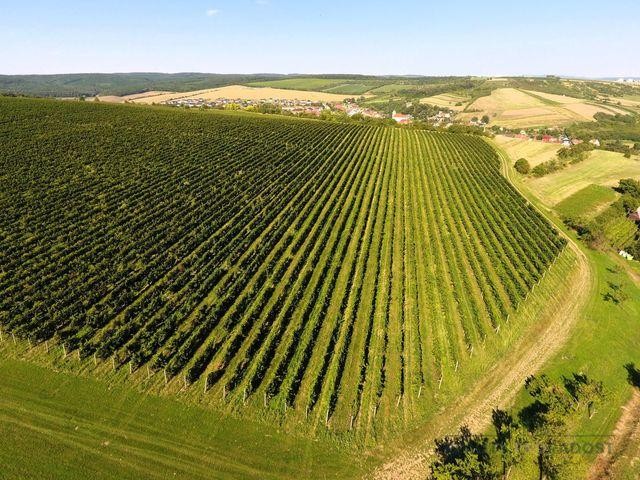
[514,158,531,174]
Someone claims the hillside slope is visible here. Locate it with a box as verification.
[1,98,566,442]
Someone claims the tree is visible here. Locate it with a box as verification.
[514,158,531,174]
[492,409,527,479]
[519,375,574,480]
[563,373,605,418]
[430,425,498,480]
[617,178,640,198]
[481,115,491,125]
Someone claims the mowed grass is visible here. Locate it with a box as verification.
[524,149,640,205]
[0,356,366,480]
[495,135,561,167]
[555,184,618,220]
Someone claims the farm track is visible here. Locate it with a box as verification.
[370,140,594,480]
[588,391,640,480]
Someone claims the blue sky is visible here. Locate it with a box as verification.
[1,0,638,76]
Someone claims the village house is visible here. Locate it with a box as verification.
[392,110,413,124]
[628,206,640,222]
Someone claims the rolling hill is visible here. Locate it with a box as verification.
[0,97,568,442]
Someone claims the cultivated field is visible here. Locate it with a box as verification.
[420,93,469,111]
[462,88,626,128]
[523,149,640,205]
[246,78,379,95]
[495,135,561,167]
[555,184,618,220]
[99,85,353,104]
[0,97,566,440]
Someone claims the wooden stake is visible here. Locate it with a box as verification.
[77,349,81,361]
[455,360,459,372]
[418,385,423,398]
[111,356,116,371]
[243,389,247,405]
[146,364,151,380]
[263,392,267,407]
[325,410,329,426]
[164,368,168,385]
[12,332,17,345]
[223,385,227,400]
[45,340,49,353]
[204,375,209,394]
[438,375,444,390]
[129,362,133,375]
[349,415,354,430]
[62,344,67,358]
[396,395,401,407]
[183,374,188,388]
[0,329,4,342]
[93,353,97,366]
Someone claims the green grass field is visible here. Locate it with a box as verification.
[524,149,640,205]
[0,356,365,480]
[556,184,618,220]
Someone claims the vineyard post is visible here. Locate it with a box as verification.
[0,329,3,342]
[284,402,287,414]
[263,392,267,407]
[305,405,309,419]
[243,389,247,405]
[77,349,81,362]
[349,415,354,431]
[62,343,67,358]
[111,356,115,371]
[93,353,97,366]
[45,340,49,353]
[164,369,168,385]
[418,385,423,398]
[223,385,227,401]
[325,409,329,427]
[204,375,209,394]
[455,360,459,372]
[12,332,17,345]
[438,375,444,390]
[129,361,133,375]
[146,365,150,380]
[183,374,188,389]
[396,395,401,408]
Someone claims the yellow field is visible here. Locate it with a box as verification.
[420,93,468,111]
[128,85,352,104]
[495,135,561,167]
[461,88,626,128]
[524,150,640,205]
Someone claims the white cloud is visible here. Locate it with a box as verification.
[206,8,220,16]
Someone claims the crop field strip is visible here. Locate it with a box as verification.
[0,97,566,436]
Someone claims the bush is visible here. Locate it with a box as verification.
[514,158,531,174]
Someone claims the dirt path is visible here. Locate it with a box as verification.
[588,391,640,480]
[370,142,594,480]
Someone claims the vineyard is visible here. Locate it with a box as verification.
[0,97,566,437]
